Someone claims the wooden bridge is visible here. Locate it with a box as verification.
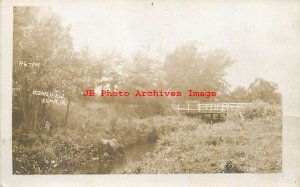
[176,102,252,114]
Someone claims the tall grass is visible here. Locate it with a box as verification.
[116,114,282,173]
[13,103,282,174]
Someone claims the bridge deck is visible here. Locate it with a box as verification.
[176,102,251,114]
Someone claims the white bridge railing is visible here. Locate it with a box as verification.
[176,102,252,112]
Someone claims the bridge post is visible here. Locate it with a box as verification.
[198,103,200,112]
[177,104,180,111]
[188,103,190,111]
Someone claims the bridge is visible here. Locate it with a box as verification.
[176,102,252,114]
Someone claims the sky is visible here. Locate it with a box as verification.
[51,1,300,115]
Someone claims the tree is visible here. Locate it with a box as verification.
[12,7,96,129]
[116,52,166,116]
[124,53,156,90]
[13,7,72,129]
[120,53,165,100]
[248,78,281,104]
[230,86,249,102]
[98,51,127,102]
[164,41,234,101]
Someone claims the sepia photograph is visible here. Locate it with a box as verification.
[11,4,284,175]
[1,0,300,186]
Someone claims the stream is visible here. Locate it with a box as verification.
[110,142,156,173]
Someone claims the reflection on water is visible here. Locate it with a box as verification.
[110,143,156,173]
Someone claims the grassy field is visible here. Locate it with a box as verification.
[116,115,282,174]
[12,103,282,174]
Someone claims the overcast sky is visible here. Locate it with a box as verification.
[51,1,300,115]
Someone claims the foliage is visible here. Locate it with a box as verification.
[164,41,234,101]
[13,100,282,174]
[117,115,282,174]
[98,51,127,93]
[13,107,177,174]
[12,7,283,175]
[248,78,282,104]
[243,105,281,120]
[13,7,104,128]
[230,86,249,102]
[13,127,101,174]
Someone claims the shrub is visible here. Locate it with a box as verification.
[134,102,165,118]
[243,105,280,120]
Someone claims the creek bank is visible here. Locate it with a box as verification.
[98,142,156,174]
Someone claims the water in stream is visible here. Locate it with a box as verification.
[110,142,156,173]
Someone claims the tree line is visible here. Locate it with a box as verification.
[12,7,281,130]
